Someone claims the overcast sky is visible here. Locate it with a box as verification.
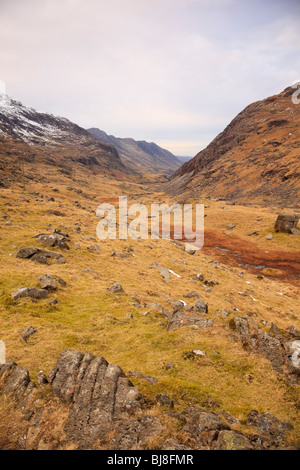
[0,0,299,156]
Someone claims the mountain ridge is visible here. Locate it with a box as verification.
[164,86,300,206]
[88,127,181,175]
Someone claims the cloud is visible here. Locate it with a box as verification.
[0,0,299,155]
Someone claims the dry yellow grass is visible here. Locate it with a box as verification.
[0,170,299,448]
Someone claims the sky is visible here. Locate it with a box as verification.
[0,0,300,156]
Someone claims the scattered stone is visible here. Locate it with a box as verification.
[48,298,58,306]
[168,310,213,332]
[34,232,70,250]
[109,283,124,294]
[22,326,37,343]
[193,299,208,314]
[227,224,236,230]
[16,246,66,265]
[11,288,48,301]
[266,233,273,240]
[37,371,49,387]
[153,261,170,282]
[37,274,57,291]
[87,245,101,253]
[197,273,204,281]
[156,393,174,409]
[192,349,206,357]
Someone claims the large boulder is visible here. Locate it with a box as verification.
[274,213,300,234]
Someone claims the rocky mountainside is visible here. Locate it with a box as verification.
[0,95,127,187]
[88,127,181,175]
[164,87,300,206]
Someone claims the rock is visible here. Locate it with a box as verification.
[161,439,191,450]
[214,430,253,450]
[22,326,37,342]
[227,224,236,230]
[288,340,300,367]
[185,247,196,255]
[204,279,219,287]
[34,232,69,250]
[192,349,206,357]
[0,362,36,404]
[197,273,204,281]
[156,393,174,409]
[37,371,49,387]
[274,213,300,234]
[168,310,213,332]
[109,283,124,294]
[217,411,240,426]
[246,410,293,445]
[110,415,163,450]
[87,245,101,253]
[11,288,48,301]
[37,274,57,291]
[49,350,142,448]
[266,233,273,240]
[172,300,185,313]
[153,261,170,282]
[183,406,230,444]
[193,299,208,314]
[48,298,58,306]
[16,246,66,264]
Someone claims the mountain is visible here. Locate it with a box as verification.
[88,128,181,175]
[0,94,127,187]
[177,156,193,163]
[164,87,300,206]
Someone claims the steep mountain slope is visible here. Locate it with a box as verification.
[164,87,300,206]
[0,95,127,187]
[88,127,181,175]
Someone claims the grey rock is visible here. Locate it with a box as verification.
[37,274,58,291]
[274,213,300,234]
[214,430,253,450]
[156,393,174,409]
[109,283,124,294]
[22,326,37,342]
[11,288,48,301]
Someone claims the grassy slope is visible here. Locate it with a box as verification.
[0,172,299,448]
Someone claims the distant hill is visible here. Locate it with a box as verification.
[176,156,193,163]
[88,128,181,175]
[164,87,300,206]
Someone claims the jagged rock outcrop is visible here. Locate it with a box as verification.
[0,351,295,450]
[49,350,146,448]
[231,316,300,384]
